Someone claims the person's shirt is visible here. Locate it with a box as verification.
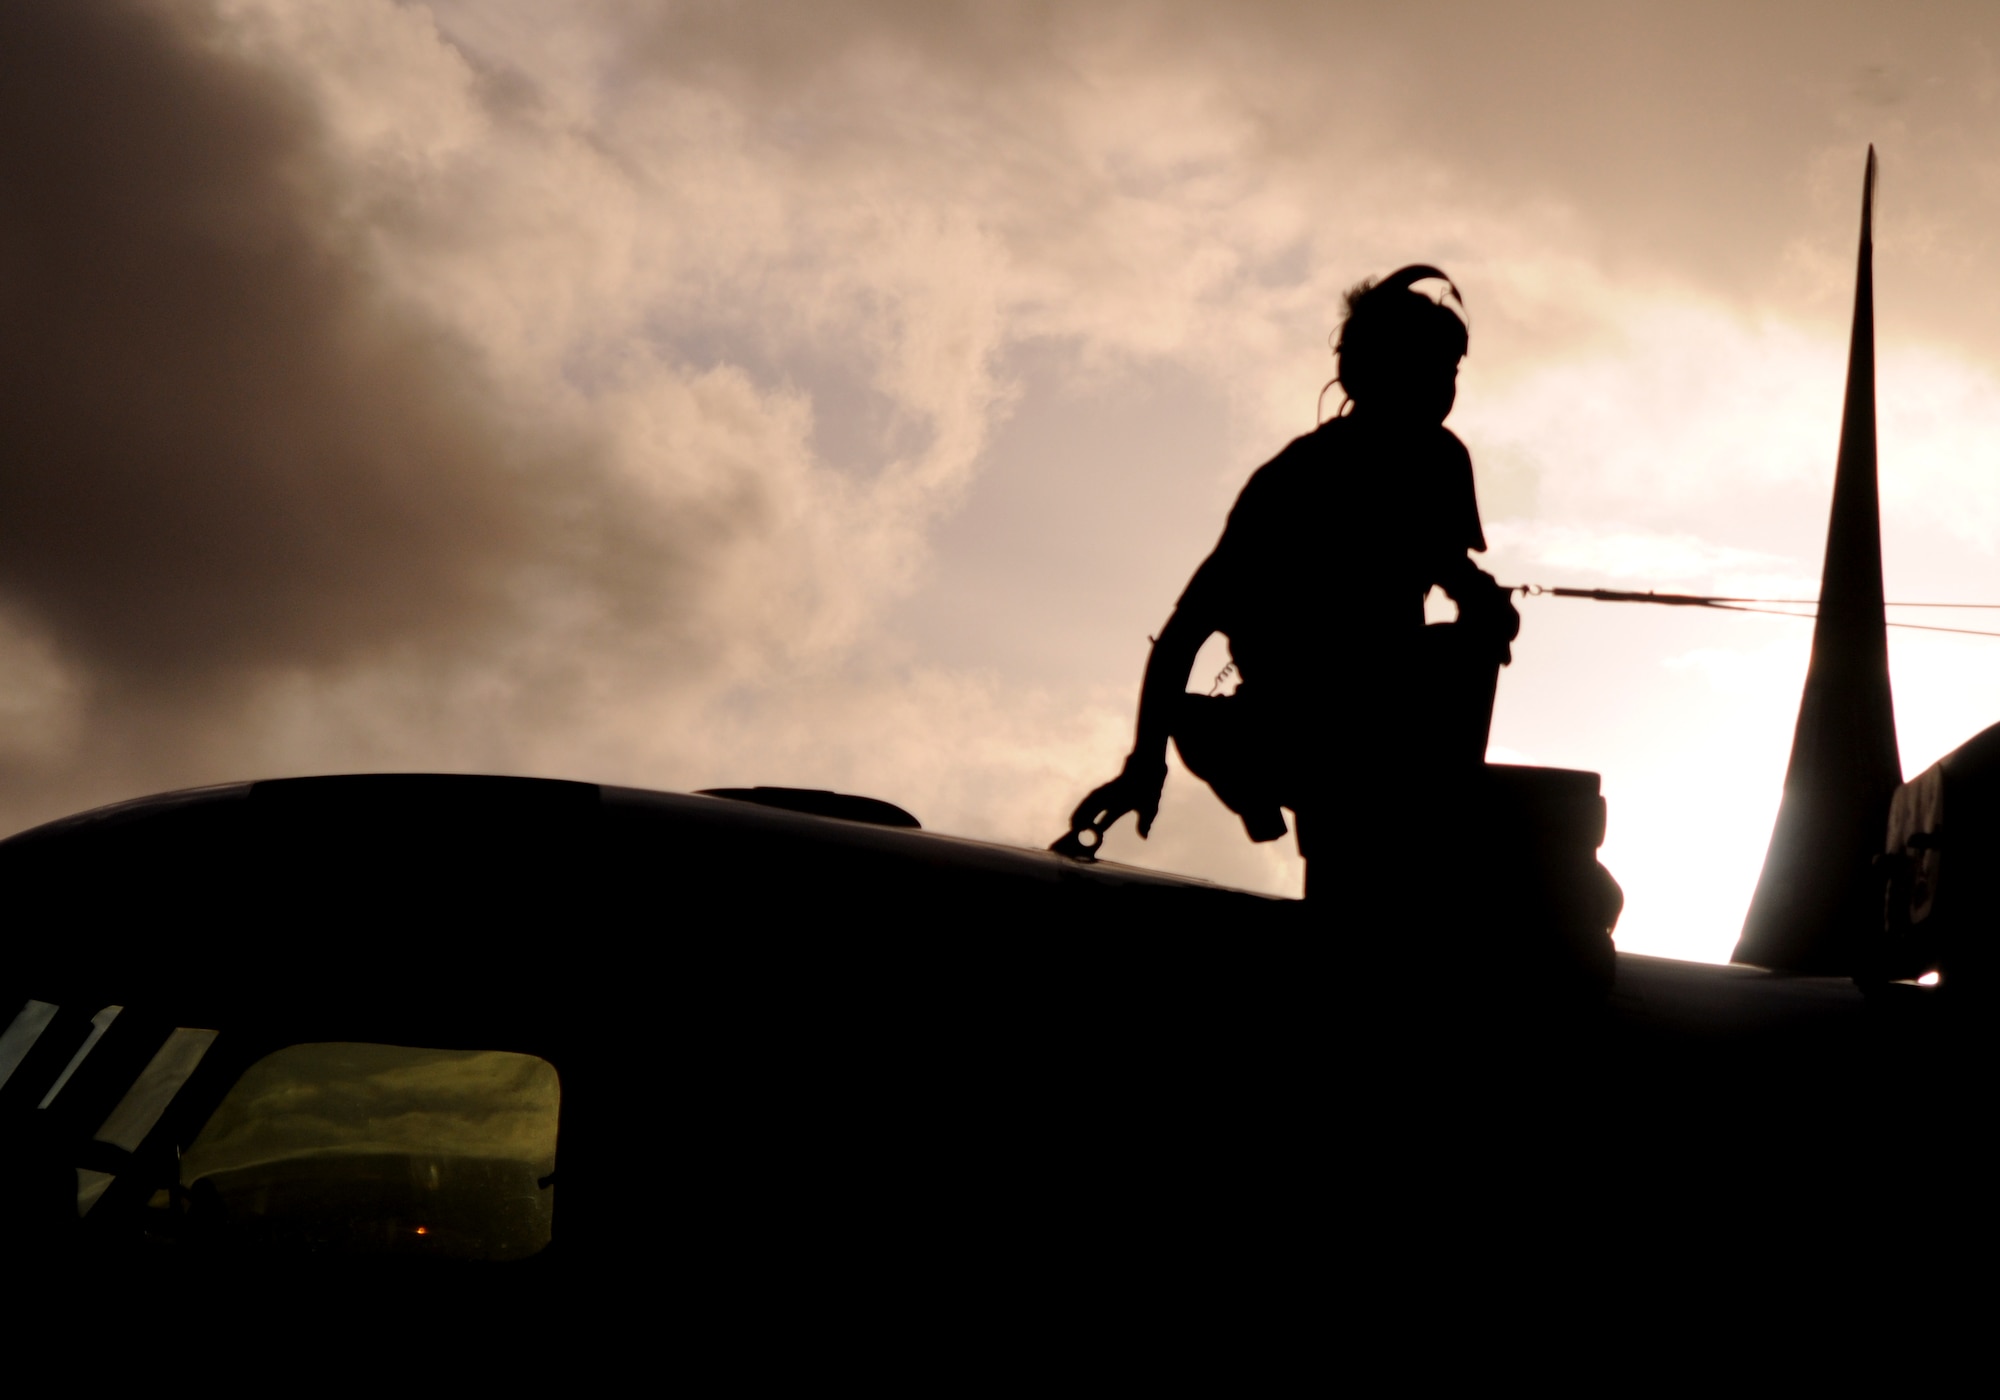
[1176,413,1486,698]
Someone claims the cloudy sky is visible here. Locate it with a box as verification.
[7,0,2000,962]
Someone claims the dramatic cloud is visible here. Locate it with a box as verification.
[0,1,672,795]
[0,0,975,824]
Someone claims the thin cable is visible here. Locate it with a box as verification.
[1707,599,2000,610]
[1703,603,1818,620]
[1515,584,2000,610]
[1696,602,2000,635]
[1512,587,2000,638]
[1880,619,2000,638]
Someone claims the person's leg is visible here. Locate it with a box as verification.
[1171,692,1290,843]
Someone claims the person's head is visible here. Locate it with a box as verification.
[1334,269,1467,423]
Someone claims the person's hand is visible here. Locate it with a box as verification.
[1456,573,1521,665]
[1069,758,1168,842]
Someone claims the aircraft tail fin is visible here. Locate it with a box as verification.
[1734,146,1902,973]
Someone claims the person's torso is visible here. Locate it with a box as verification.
[1214,416,1480,696]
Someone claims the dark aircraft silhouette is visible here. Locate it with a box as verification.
[1,150,1984,1347]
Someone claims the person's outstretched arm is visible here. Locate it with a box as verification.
[1068,588,1216,840]
[1065,442,1280,846]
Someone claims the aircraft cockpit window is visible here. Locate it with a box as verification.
[96,1027,219,1152]
[41,1005,122,1107]
[0,999,60,1091]
[178,1043,559,1261]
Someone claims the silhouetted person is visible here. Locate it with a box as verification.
[1065,266,1518,899]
